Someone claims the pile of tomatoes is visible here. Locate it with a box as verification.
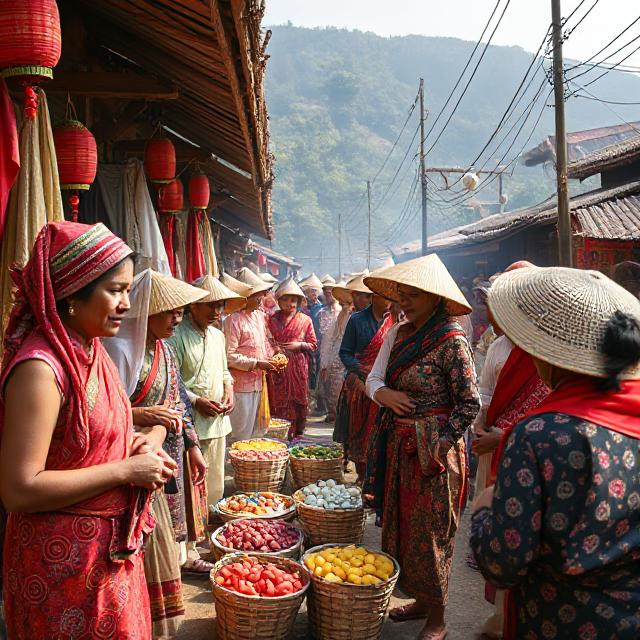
[214,556,305,597]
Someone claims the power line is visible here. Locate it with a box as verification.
[562,0,601,37]
[572,93,640,106]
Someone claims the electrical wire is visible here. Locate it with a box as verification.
[562,0,601,37]
[572,93,640,106]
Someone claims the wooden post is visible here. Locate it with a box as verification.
[338,213,342,279]
[551,0,573,266]
[419,78,428,256]
[367,180,372,269]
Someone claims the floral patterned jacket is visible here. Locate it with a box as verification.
[470,412,640,639]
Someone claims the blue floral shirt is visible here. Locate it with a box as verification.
[470,412,640,639]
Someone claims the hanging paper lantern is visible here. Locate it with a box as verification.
[499,193,509,205]
[145,138,176,184]
[0,0,62,119]
[257,252,267,267]
[158,179,184,213]
[188,173,210,210]
[462,172,480,191]
[53,120,98,222]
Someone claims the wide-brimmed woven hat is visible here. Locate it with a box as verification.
[235,267,273,295]
[149,271,207,316]
[321,274,336,286]
[488,266,640,379]
[364,255,471,316]
[191,274,246,313]
[259,271,279,284]
[331,280,352,304]
[299,273,324,290]
[220,271,254,298]
[274,277,306,300]
[334,270,372,298]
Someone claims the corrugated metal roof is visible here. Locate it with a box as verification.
[393,180,640,260]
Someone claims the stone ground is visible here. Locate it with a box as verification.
[179,418,492,640]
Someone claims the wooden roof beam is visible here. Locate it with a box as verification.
[46,71,179,100]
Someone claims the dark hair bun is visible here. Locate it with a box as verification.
[600,311,640,391]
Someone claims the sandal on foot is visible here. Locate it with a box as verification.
[182,558,214,574]
[388,604,429,622]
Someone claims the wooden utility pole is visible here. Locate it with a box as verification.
[338,213,342,278]
[419,78,428,256]
[551,0,573,266]
[366,180,372,269]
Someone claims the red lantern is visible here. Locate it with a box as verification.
[53,120,98,222]
[145,138,176,184]
[0,0,61,119]
[158,179,184,213]
[257,252,267,267]
[188,173,210,210]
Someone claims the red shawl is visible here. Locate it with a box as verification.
[489,346,549,481]
[268,311,317,410]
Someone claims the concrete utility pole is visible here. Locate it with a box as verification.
[419,78,428,256]
[551,0,573,266]
[366,180,372,269]
[338,213,342,278]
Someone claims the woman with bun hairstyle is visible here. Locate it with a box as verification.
[471,267,640,639]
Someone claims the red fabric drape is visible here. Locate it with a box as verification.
[159,212,177,276]
[185,209,206,282]
[0,78,20,240]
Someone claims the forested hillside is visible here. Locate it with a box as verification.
[264,24,640,272]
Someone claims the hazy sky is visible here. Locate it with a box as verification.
[264,1,640,68]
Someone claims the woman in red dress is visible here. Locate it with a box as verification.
[0,222,176,639]
[267,278,317,438]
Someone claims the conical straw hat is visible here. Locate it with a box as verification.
[220,271,254,298]
[235,267,273,294]
[321,274,336,286]
[274,277,306,300]
[488,266,640,379]
[364,254,471,316]
[259,272,279,284]
[191,274,246,313]
[299,273,324,290]
[149,271,207,316]
[332,280,353,304]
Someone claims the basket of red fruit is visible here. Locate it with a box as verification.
[210,553,309,640]
[211,519,304,561]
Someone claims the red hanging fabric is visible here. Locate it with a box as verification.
[0,78,20,240]
[159,212,177,276]
[185,209,206,282]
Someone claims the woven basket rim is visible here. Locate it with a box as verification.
[293,486,363,513]
[301,543,400,588]
[210,552,310,600]
[210,520,303,557]
[231,437,288,451]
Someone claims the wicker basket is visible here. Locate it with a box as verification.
[210,520,304,561]
[302,544,400,640]
[266,419,291,441]
[214,494,297,523]
[210,553,309,640]
[230,450,289,493]
[293,488,366,546]
[289,455,344,490]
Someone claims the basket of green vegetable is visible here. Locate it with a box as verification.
[289,444,344,490]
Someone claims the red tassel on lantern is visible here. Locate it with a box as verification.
[157,179,183,213]
[53,120,98,222]
[145,138,176,184]
[188,173,210,210]
[0,0,62,119]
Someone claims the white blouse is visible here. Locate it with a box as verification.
[365,323,403,404]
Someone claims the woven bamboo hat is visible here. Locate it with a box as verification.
[364,254,472,316]
[191,274,246,313]
[488,266,640,379]
[259,271,279,284]
[235,267,273,295]
[274,277,306,300]
[149,271,207,316]
[321,274,336,286]
[299,273,324,290]
[220,271,254,297]
[332,280,353,304]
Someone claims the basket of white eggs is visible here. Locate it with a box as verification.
[293,480,366,546]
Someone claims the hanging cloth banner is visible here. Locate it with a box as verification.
[199,212,219,277]
[0,78,20,240]
[185,209,207,283]
[159,212,177,276]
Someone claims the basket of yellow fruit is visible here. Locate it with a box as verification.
[230,439,289,493]
[302,544,399,640]
[266,418,291,442]
[293,480,366,546]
